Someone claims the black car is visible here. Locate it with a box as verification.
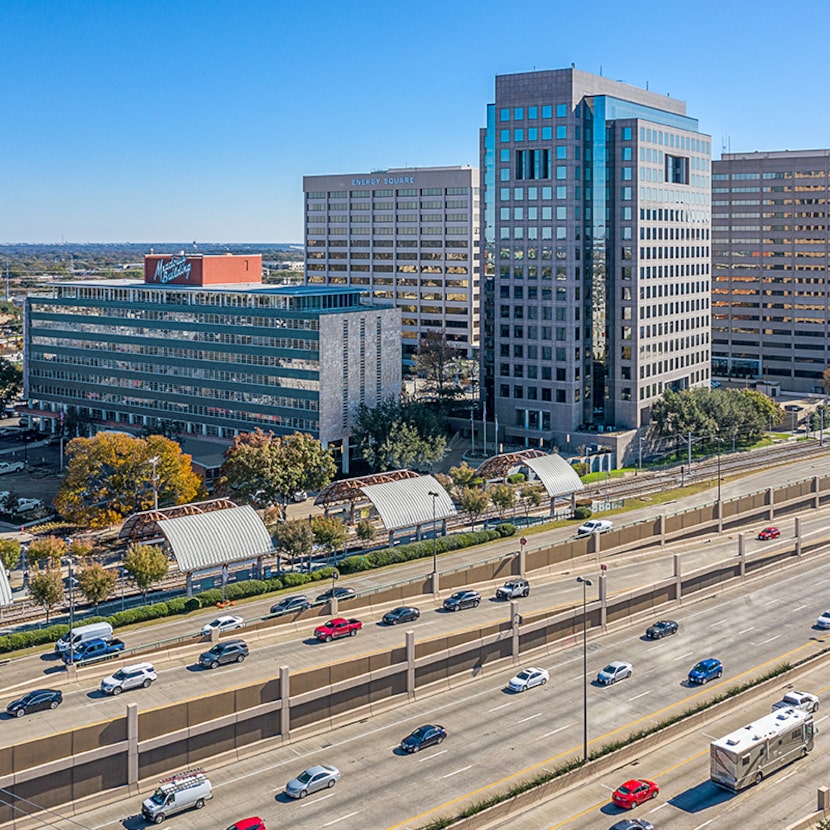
[609,819,654,830]
[443,590,481,611]
[198,639,249,669]
[400,723,447,753]
[270,595,311,615]
[382,606,421,625]
[645,619,679,639]
[316,586,356,603]
[6,689,62,717]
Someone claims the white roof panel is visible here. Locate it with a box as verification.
[0,567,11,607]
[361,475,457,532]
[523,454,584,498]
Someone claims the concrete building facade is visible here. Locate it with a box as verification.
[303,166,480,366]
[24,253,401,465]
[712,149,830,395]
[481,68,712,453]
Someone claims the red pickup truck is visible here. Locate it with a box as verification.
[314,618,362,642]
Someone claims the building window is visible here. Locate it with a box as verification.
[666,155,689,184]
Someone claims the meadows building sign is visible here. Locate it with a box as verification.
[152,255,192,284]
[143,253,263,287]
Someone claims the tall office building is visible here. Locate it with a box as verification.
[712,149,830,395]
[303,166,480,366]
[481,68,711,454]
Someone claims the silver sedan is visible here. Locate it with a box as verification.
[284,764,340,799]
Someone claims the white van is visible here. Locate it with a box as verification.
[576,518,613,535]
[55,621,114,655]
[141,769,212,824]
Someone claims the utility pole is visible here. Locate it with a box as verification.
[687,431,692,474]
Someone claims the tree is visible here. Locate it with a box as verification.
[355,519,375,546]
[27,535,68,568]
[352,397,448,472]
[0,358,22,410]
[489,483,515,517]
[458,486,490,530]
[0,538,21,573]
[311,515,347,558]
[520,485,544,518]
[448,462,477,489]
[822,368,830,398]
[54,433,203,527]
[219,430,336,515]
[77,562,117,610]
[122,543,168,597]
[28,567,64,622]
[272,519,314,570]
[413,330,461,401]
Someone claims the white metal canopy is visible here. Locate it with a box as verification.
[0,567,11,608]
[157,504,273,572]
[522,454,585,498]
[360,475,457,532]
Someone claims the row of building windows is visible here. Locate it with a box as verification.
[320,226,471,236]
[308,239,471,249]
[713,170,829,181]
[307,187,473,199]
[308,200,470,211]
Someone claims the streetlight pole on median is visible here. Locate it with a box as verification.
[428,490,439,575]
[576,576,593,763]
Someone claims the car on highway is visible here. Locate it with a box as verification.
[400,723,447,752]
[596,661,633,685]
[577,518,612,535]
[270,595,311,615]
[443,590,481,611]
[772,691,819,713]
[495,578,530,600]
[816,610,830,629]
[284,764,340,798]
[688,658,723,684]
[226,819,267,830]
[100,663,157,695]
[611,778,659,809]
[200,615,244,636]
[645,619,679,639]
[508,666,549,692]
[6,689,62,717]
[758,526,781,540]
[315,586,357,603]
[382,606,420,625]
[609,818,654,830]
[198,639,249,669]
[0,460,24,475]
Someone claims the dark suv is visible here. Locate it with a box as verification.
[443,590,481,611]
[495,578,530,600]
[199,639,249,669]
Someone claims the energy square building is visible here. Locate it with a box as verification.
[481,68,712,455]
[303,166,480,366]
[711,149,830,394]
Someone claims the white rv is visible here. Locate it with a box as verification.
[141,768,212,824]
[710,708,815,791]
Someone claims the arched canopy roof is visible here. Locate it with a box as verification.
[360,475,456,532]
[315,469,420,507]
[119,498,239,543]
[522,454,585,498]
[154,504,273,573]
[0,567,11,608]
[474,449,548,480]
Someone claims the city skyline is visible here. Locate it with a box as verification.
[2,0,826,243]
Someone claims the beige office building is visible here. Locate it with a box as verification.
[303,166,480,366]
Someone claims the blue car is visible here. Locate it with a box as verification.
[688,658,723,685]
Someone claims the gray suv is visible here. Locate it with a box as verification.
[495,578,530,600]
[198,639,249,669]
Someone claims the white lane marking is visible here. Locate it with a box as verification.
[755,635,780,645]
[816,715,829,725]
[443,764,473,778]
[536,723,573,740]
[692,820,713,830]
[778,769,798,782]
[488,702,511,712]
[815,579,829,585]
[301,791,336,806]
[517,712,543,723]
[321,811,359,826]
[417,749,448,762]
[708,618,727,627]
[648,802,670,813]
[673,650,694,661]
[599,783,616,792]
[791,604,808,612]
[763,598,778,605]
[628,690,652,701]
[737,627,755,635]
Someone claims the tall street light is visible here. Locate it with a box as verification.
[428,490,439,575]
[576,576,593,762]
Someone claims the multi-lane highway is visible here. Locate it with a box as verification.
[7,536,830,830]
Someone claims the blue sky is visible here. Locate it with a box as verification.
[2,0,828,243]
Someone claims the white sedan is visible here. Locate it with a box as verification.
[816,610,830,629]
[200,615,244,636]
[508,666,549,692]
[596,661,633,685]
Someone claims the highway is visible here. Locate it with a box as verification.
[2,500,829,745]
[14,541,830,830]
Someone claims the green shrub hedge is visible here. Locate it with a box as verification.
[0,526,516,655]
[573,505,592,520]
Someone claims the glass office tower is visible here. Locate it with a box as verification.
[481,68,711,453]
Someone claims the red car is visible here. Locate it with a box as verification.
[612,779,659,809]
[226,820,267,830]
[758,526,781,540]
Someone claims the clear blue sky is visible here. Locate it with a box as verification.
[2,0,827,243]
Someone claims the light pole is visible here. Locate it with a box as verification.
[65,555,75,666]
[148,455,160,510]
[120,566,126,612]
[715,437,722,505]
[428,490,439,575]
[576,576,592,763]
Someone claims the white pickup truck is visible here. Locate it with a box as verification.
[771,691,819,713]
